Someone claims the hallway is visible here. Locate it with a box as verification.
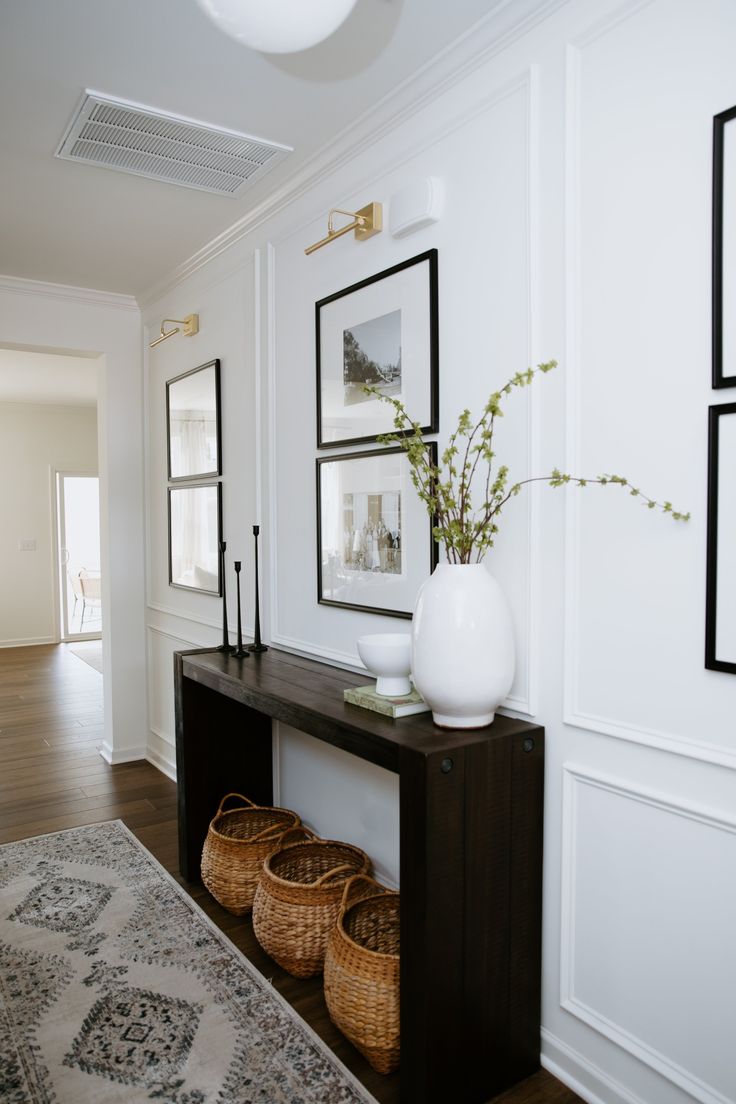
[0,644,581,1104]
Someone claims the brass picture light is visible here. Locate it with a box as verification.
[149,314,200,349]
[305,202,382,255]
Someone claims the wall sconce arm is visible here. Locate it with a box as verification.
[149,314,199,349]
[305,202,382,255]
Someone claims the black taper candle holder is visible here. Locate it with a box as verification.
[249,525,268,653]
[232,561,249,659]
[217,540,235,653]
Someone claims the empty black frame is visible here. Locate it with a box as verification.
[166,359,222,481]
[168,482,223,596]
[316,249,439,449]
[705,402,736,673]
[713,106,736,389]
[316,443,438,618]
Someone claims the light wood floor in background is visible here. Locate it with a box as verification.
[0,643,583,1104]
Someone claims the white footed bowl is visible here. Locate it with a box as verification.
[356,633,412,697]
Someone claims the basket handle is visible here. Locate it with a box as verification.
[275,825,318,848]
[215,793,256,816]
[338,873,394,916]
[248,818,302,844]
[313,862,359,887]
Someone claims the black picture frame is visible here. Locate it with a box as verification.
[315,249,439,449]
[713,106,736,389]
[317,441,436,618]
[168,482,223,596]
[166,359,222,481]
[705,402,736,673]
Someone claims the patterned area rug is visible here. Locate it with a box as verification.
[0,821,374,1103]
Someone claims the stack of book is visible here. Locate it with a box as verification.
[344,683,430,719]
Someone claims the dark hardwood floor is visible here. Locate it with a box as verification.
[0,643,582,1104]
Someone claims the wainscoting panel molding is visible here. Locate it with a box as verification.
[146,725,177,782]
[265,241,279,656]
[146,623,204,777]
[561,0,736,771]
[561,764,736,1104]
[541,1027,648,1104]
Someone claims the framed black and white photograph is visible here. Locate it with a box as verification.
[705,403,736,672]
[316,445,437,617]
[713,106,736,389]
[168,482,222,596]
[316,250,438,448]
[167,359,221,480]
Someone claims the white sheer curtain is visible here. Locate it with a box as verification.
[172,412,210,476]
[171,487,217,589]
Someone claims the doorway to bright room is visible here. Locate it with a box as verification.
[57,472,102,641]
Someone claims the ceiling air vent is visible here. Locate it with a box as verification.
[56,91,292,197]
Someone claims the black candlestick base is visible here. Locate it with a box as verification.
[248,642,268,654]
[217,643,235,654]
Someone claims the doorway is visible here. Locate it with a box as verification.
[56,472,102,641]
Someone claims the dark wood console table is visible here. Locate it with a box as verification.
[175,647,544,1104]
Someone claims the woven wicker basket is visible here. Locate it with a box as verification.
[201,793,301,915]
[324,874,400,1074]
[252,827,371,977]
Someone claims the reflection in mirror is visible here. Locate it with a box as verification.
[706,403,736,672]
[167,360,221,480]
[168,483,222,595]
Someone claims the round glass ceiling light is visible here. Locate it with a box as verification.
[194,0,359,53]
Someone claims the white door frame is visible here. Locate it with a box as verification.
[0,283,147,768]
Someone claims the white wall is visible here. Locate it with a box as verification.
[0,278,146,764]
[141,2,736,1102]
[0,402,98,646]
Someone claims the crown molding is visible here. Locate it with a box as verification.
[0,274,139,312]
[138,0,569,307]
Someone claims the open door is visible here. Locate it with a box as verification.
[57,472,101,641]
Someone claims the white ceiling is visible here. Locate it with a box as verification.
[0,0,510,299]
[0,349,98,406]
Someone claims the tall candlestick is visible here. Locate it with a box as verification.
[217,540,234,653]
[232,561,249,659]
[249,525,268,653]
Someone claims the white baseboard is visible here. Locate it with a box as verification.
[542,1029,647,1104]
[146,745,177,782]
[99,742,147,765]
[0,636,55,649]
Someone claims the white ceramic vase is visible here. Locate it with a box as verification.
[411,563,515,728]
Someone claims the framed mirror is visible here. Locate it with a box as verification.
[706,403,736,672]
[167,359,221,481]
[168,483,222,595]
[713,106,736,388]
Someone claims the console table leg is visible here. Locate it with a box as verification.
[399,744,468,1103]
[175,653,273,882]
[399,729,543,1104]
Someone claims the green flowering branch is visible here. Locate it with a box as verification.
[366,360,689,564]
